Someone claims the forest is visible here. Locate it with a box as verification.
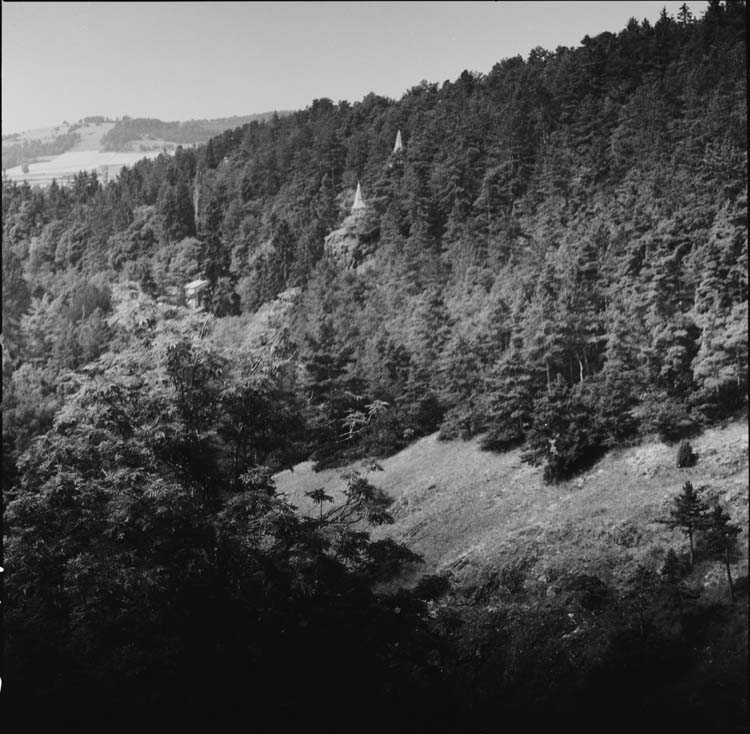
[2,2,747,732]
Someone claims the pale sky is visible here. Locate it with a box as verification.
[2,1,707,135]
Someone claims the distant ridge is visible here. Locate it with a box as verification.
[99,111,293,151]
[1,110,294,171]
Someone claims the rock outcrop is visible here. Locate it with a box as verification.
[323,209,374,268]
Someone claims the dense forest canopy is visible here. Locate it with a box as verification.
[2,2,747,731]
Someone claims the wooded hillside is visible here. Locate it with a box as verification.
[3,1,746,479]
[2,4,747,731]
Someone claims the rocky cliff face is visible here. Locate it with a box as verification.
[323,209,377,268]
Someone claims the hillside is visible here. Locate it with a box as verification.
[1,111,290,185]
[2,3,747,730]
[98,112,290,151]
[277,419,749,593]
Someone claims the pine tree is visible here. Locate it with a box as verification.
[520,259,565,392]
[480,351,535,451]
[598,300,647,438]
[556,235,606,384]
[407,286,453,384]
[663,481,710,567]
[689,215,747,410]
[643,228,699,396]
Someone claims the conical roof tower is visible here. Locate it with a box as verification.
[393,129,404,154]
[351,181,366,212]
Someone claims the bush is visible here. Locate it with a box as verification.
[481,423,525,452]
[690,386,748,424]
[499,565,528,595]
[557,573,614,613]
[438,402,478,441]
[661,548,690,581]
[640,393,700,443]
[676,440,697,468]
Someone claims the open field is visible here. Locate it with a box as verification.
[2,122,74,144]
[2,120,178,186]
[276,420,749,593]
[4,148,164,187]
[69,121,116,150]
[2,113,280,186]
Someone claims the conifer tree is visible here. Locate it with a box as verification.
[480,352,535,451]
[600,302,647,428]
[691,211,749,408]
[520,259,565,392]
[664,481,710,567]
[643,228,699,396]
[556,235,606,384]
[407,286,453,382]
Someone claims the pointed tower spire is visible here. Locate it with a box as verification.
[351,181,366,212]
[393,129,403,154]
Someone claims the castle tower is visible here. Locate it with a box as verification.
[351,181,366,212]
[393,129,404,154]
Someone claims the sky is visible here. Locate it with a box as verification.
[2,1,708,135]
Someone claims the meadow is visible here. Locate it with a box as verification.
[4,149,164,187]
[277,420,749,596]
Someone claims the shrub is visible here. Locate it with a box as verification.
[676,440,697,468]
[660,547,690,581]
[556,573,613,613]
[499,565,528,595]
[438,402,477,441]
[481,423,525,452]
[640,392,700,443]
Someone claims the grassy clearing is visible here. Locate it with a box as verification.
[69,122,116,151]
[3,121,168,186]
[275,419,749,593]
[2,123,73,144]
[4,148,163,187]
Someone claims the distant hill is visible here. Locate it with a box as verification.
[99,112,291,151]
[1,111,292,173]
[1,123,82,170]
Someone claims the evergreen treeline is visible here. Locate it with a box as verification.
[2,3,747,730]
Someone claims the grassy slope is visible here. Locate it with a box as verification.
[3,121,138,186]
[2,122,75,144]
[69,121,116,151]
[275,419,749,594]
